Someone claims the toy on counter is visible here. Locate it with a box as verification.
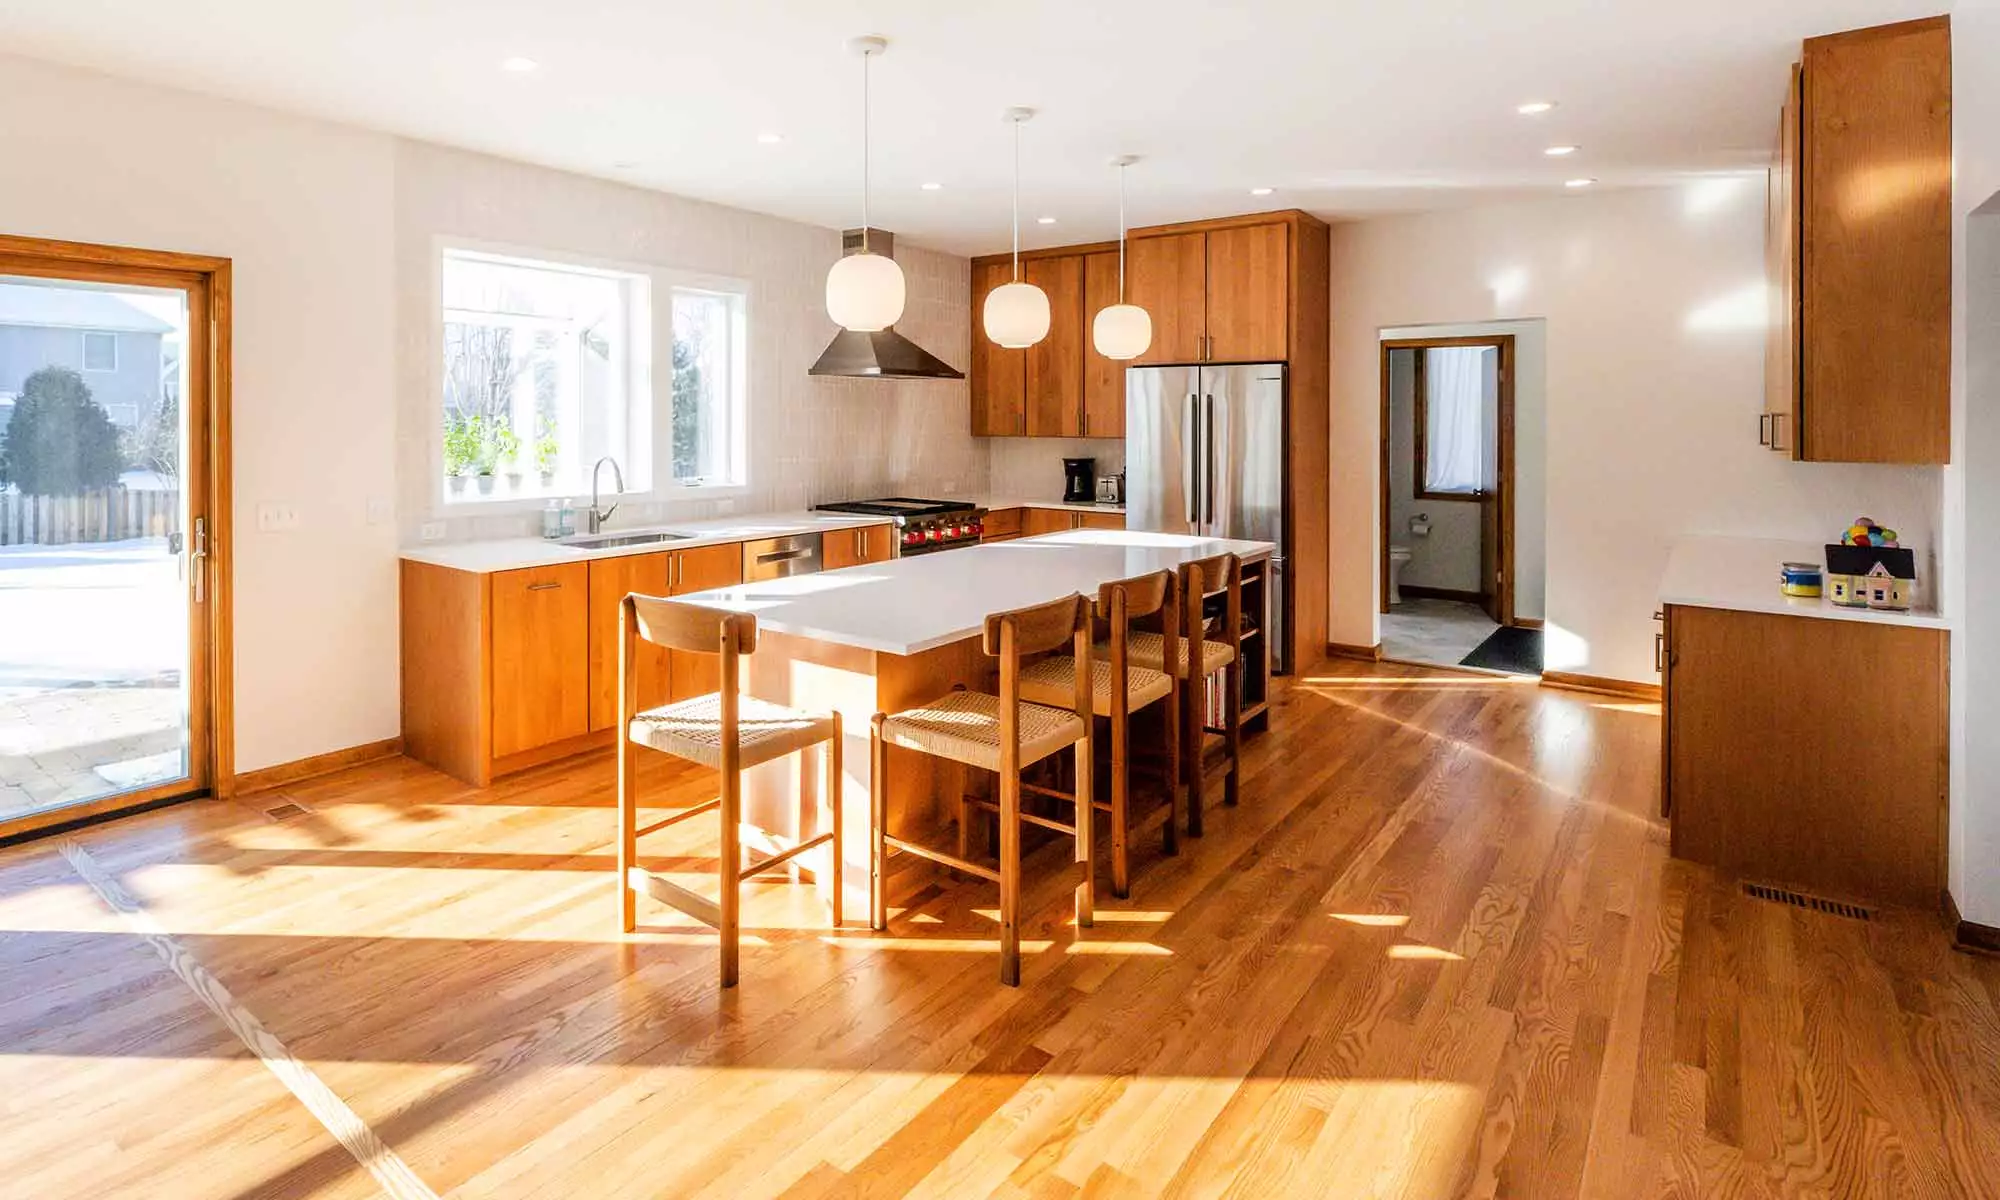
[1826,517,1915,611]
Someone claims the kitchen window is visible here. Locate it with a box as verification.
[440,248,651,505]
[81,331,118,372]
[667,286,747,488]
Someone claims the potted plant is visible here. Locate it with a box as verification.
[443,415,478,497]
[495,426,523,492]
[535,420,559,488]
[473,418,500,496]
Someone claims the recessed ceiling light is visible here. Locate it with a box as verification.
[1545,145,1580,157]
[1565,177,1597,188]
[501,57,538,73]
[1037,216,1057,225]
[1517,100,1557,115]
[756,132,785,145]
[1249,187,1275,197]
[920,182,943,191]
[612,160,640,170]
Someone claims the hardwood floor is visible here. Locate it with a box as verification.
[3,659,1996,1198]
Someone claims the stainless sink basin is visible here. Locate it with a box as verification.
[559,531,692,551]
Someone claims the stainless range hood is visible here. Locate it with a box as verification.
[809,229,965,381]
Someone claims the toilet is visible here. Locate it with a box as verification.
[1388,545,1414,606]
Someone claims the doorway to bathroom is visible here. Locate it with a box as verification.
[1378,333,1540,675]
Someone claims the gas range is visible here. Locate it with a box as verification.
[813,497,986,556]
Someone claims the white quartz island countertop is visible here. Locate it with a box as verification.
[1660,535,1949,631]
[676,529,1273,656]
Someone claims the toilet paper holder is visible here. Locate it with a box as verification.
[1408,513,1432,538]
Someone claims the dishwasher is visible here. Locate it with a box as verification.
[742,533,824,581]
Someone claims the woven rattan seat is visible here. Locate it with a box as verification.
[1017,654,1172,716]
[629,693,835,771]
[1119,630,1236,679]
[880,689,1083,772]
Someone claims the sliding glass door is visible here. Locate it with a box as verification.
[0,249,217,838]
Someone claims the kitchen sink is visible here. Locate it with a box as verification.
[559,530,693,550]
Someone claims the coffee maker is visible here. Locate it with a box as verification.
[1062,458,1096,504]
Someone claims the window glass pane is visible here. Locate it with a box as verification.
[82,332,117,372]
[670,289,741,485]
[1422,346,1493,495]
[440,251,647,505]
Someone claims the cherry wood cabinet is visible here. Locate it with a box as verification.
[586,552,673,732]
[1126,232,1207,365]
[491,563,589,759]
[1020,507,1124,536]
[970,260,1026,437]
[1025,256,1084,437]
[661,542,744,706]
[1766,17,1951,464]
[1081,251,1126,438]
[822,523,895,570]
[1204,223,1290,362]
[1663,603,1947,908]
[981,508,1023,543]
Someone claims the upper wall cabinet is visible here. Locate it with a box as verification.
[1767,16,1952,464]
[1127,233,1207,365]
[971,259,1026,437]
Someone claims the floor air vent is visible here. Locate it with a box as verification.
[261,800,310,823]
[1742,882,1872,921]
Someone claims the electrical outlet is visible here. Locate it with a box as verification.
[419,521,446,542]
[256,503,301,532]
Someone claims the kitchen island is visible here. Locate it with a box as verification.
[673,529,1274,917]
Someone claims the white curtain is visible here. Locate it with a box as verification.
[1424,346,1493,494]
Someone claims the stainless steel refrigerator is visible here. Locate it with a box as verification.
[1125,363,1290,672]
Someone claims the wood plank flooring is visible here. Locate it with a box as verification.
[2,659,1996,1198]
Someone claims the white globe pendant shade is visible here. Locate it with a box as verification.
[984,281,1051,349]
[825,251,906,332]
[1092,303,1153,360]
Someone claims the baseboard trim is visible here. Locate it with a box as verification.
[1512,617,1546,630]
[1397,584,1489,605]
[235,737,405,795]
[1946,890,2000,957]
[1324,641,1384,662]
[1540,671,1662,702]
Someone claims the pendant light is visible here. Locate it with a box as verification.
[824,35,906,332]
[983,107,1051,349]
[1091,154,1153,360]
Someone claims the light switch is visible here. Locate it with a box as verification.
[419,521,446,542]
[256,503,301,532]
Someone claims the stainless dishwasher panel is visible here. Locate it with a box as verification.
[742,533,824,581]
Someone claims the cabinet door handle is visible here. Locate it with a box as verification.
[1758,413,1772,447]
[1655,631,1665,674]
[528,580,562,592]
[1771,412,1788,453]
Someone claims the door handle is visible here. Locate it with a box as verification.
[1204,394,1217,528]
[1771,412,1788,453]
[1758,413,1772,447]
[758,549,812,564]
[189,516,208,604]
[1185,392,1199,527]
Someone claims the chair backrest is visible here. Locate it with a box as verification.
[1099,569,1178,716]
[1180,553,1243,652]
[983,593,1092,769]
[626,594,758,655]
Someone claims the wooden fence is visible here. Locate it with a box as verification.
[0,489,181,547]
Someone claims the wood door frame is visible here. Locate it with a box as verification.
[0,234,235,843]
[1378,335,1517,626]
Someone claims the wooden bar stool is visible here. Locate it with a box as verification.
[1015,570,1180,899]
[616,595,842,988]
[1126,554,1242,837]
[870,593,1094,986]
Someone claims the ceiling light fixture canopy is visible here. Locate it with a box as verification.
[1092,154,1152,361]
[984,106,1050,349]
[824,35,906,333]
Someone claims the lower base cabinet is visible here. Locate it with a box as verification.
[1662,603,1948,909]
[1021,507,1125,536]
[822,522,894,569]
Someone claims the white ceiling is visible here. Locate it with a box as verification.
[0,1,1952,254]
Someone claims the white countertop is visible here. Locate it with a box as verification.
[1660,536,1949,630]
[975,495,1127,515]
[676,529,1272,655]
[399,510,894,574]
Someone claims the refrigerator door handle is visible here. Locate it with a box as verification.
[1204,394,1217,530]
[1184,392,1200,528]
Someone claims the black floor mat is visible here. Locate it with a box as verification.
[1459,625,1544,675]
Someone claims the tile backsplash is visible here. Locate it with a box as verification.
[986,437,1127,501]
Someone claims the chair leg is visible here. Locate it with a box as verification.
[1074,735,1094,930]
[1162,686,1181,857]
[870,717,888,932]
[617,736,638,933]
[1224,660,1242,809]
[1110,710,1131,899]
[1186,670,1205,838]
[999,766,1022,987]
[719,767,741,989]
[827,714,844,929]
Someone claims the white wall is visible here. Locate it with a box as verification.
[1945,0,2000,926]
[392,142,984,543]
[1330,182,1942,681]
[0,53,400,773]
[987,436,1126,502]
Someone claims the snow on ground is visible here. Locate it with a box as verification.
[0,536,186,695]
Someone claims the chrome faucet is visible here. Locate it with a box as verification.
[587,456,625,533]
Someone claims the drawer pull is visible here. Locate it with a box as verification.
[528,581,562,591]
